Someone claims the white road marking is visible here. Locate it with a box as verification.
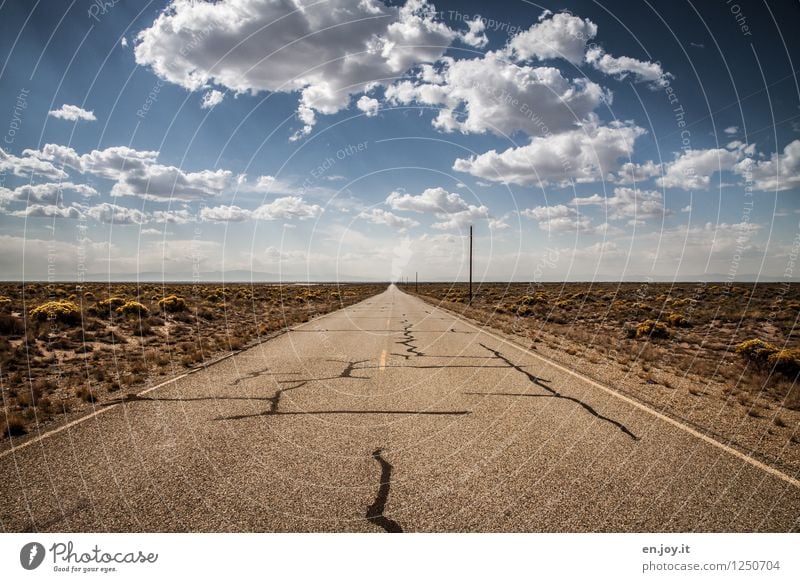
[0,298,364,460]
[425,296,800,489]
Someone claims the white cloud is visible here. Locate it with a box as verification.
[507,12,597,65]
[724,126,738,135]
[453,119,645,186]
[150,209,195,224]
[48,104,97,122]
[656,148,740,190]
[460,17,488,49]
[386,187,469,213]
[200,204,251,222]
[386,53,607,136]
[10,204,82,219]
[84,203,146,225]
[358,208,419,230]
[488,216,511,230]
[252,196,322,220]
[120,37,128,48]
[520,204,595,233]
[0,147,68,179]
[431,204,489,230]
[200,89,224,109]
[134,0,456,138]
[385,187,491,230]
[356,95,380,117]
[572,187,666,220]
[615,160,662,184]
[0,182,97,205]
[585,48,671,88]
[110,165,234,200]
[733,139,800,192]
[21,144,236,200]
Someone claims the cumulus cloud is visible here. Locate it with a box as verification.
[0,182,97,205]
[733,139,800,192]
[507,11,597,65]
[84,202,147,225]
[48,104,97,122]
[431,204,489,230]
[460,17,488,49]
[134,0,456,138]
[150,209,195,224]
[585,48,671,88]
[356,95,380,117]
[386,53,607,136]
[21,144,236,200]
[386,187,469,213]
[0,147,68,179]
[615,160,662,184]
[384,187,489,230]
[199,204,251,222]
[10,204,82,219]
[453,119,645,186]
[520,204,596,233]
[656,148,740,190]
[358,208,419,230]
[200,89,224,109]
[572,187,666,220]
[724,126,739,135]
[252,196,322,220]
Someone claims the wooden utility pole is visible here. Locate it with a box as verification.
[415,271,418,293]
[469,225,473,304]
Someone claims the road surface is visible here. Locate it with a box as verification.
[1,285,798,532]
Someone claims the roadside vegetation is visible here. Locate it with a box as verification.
[0,282,383,440]
[407,282,800,472]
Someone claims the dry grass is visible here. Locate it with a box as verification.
[407,281,800,472]
[0,282,383,439]
[408,282,800,412]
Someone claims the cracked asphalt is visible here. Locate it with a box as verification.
[1,285,798,532]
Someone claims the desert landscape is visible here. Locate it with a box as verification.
[404,282,800,474]
[0,282,385,442]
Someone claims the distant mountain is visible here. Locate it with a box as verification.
[18,269,388,283]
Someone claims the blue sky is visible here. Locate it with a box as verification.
[1,0,799,281]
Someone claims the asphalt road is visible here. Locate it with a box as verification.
[1,285,798,532]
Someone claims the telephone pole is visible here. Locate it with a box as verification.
[469,225,473,304]
[415,271,418,293]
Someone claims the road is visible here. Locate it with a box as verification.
[1,285,798,532]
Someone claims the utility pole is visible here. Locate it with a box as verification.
[415,271,418,293]
[469,225,473,305]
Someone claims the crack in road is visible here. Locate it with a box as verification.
[230,366,299,386]
[366,448,403,533]
[478,343,640,441]
[394,320,424,359]
[215,359,390,420]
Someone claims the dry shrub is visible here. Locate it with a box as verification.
[158,295,187,313]
[94,296,127,316]
[30,300,82,325]
[668,313,690,327]
[2,413,26,437]
[116,300,149,317]
[636,319,669,339]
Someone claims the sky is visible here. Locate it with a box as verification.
[0,0,799,282]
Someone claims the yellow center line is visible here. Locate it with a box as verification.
[379,349,387,370]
